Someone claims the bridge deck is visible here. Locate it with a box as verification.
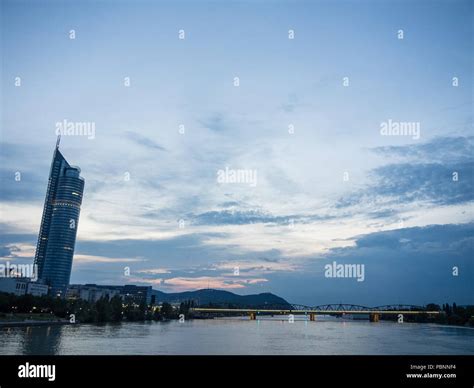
[192,308,441,315]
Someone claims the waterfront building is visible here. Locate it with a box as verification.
[67,284,153,305]
[33,137,85,297]
[0,277,48,297]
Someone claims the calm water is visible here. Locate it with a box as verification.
[1,317,473,355]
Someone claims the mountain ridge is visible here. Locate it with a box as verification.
[151,288,292,308]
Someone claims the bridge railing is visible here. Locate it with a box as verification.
[289,304,428,312]
[192,303,438,313]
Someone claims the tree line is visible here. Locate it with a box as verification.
[1,293,472,326]
[0,292,195,324]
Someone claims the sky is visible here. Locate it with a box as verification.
[0,0,473,306]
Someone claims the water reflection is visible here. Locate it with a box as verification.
[0,320,472,355]
[20,325,63,355]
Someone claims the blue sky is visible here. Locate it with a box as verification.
[1,0,473,305]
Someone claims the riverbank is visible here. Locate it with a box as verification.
[0,312,71,327]
[0,319,70,327]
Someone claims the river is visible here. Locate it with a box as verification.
[1,316,473,355]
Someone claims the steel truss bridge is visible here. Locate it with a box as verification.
[288,303,429,312]
[191,304,442,321]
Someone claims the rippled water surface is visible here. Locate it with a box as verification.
[1,317,473,355]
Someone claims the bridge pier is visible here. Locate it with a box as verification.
[249,312,257,320]
[309,313,316,321]
[370,313,380,322]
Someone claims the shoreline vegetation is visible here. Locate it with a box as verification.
[1,292,473,328]
[0,292,196,327]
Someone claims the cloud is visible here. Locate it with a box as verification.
[211,258,298,275]
[337,136,474,209]
[278,93,303,113]
[0,168,47,202]
[191,209,336,226]
[192,209,288,225]
[127,275,268,292]
[0,143,51,203]
[0,244,21,259]
[351,223,474,254]
[73,254,146,264]
[124,131,167,151]
[372,136,474,164]
[276,222,474,306]
[0,243,35,261]
[371,162,473,205]
[136,268,171,274]
[198,113,229,132]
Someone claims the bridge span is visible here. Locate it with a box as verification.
[191,304,442,322]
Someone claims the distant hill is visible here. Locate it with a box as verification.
[151,288,291,309]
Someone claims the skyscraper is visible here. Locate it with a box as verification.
[34,137,85,297]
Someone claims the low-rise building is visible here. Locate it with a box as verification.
[67,284,153,305]
[26,282,49,297]
[121,285,153,305]
[0,277,28,295]
[0,277,48,297]
[67,284,121,303]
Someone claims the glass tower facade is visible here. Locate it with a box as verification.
[34,138,85,297]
